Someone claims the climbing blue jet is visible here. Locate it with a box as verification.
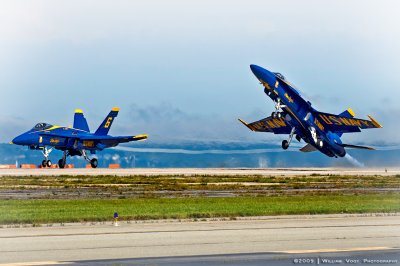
[11,108,148,168]
[239,65,382,158]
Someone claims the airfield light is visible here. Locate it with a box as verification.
[113,212,119,227]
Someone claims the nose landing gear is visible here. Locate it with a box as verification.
[41,146,53,168]
[272,98,286,119]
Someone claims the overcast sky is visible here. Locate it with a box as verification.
[1,0,399,145]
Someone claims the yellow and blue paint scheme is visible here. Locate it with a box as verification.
[11,108,148,162]
[240,64,382,158]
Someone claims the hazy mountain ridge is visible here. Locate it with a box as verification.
[0,142,399,168]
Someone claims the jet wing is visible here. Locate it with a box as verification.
[314,112,382,133]
[80,134,148,145]
[39,131,148,145]
[238,117,292,134]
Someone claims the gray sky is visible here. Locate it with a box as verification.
[1,0,399,144]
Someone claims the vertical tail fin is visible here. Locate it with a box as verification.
[337,108,355,137]
[73,109,90,132]
[94,107,120,136]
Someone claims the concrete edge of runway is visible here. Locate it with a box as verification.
[2,212,399,229]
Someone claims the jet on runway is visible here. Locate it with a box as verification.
[11,108,147,168]
[239,65,382,158]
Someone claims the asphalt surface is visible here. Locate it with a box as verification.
[0,167,398,176]
[0,214,399,265]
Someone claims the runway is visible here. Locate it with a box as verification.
[0,214,399,265]
[0,167,399,177]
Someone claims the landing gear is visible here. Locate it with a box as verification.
[272,112,283,119]
[82,150,98,168]
[58,159,65,168]
[41,146,53,168]
[272,98,286,119]
[282,127,296,150]
[58,151,67,169]
[282,140,289,150]
[90,158,98,168]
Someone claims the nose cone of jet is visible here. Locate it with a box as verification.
[250,64,263,78]
[12,134,26,145]
[250,64,276,84]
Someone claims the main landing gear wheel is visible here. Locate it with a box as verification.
[90,158,98,168]
[46,160,52,167]
[41,160,47,167]
[58,159,66,169]
[282,140,289,150]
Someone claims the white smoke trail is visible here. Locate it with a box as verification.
[344,153,365,168]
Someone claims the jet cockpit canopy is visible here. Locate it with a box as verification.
[274,72,286,80]
[32,123,53,130]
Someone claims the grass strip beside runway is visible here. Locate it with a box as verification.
[1,194,399,224]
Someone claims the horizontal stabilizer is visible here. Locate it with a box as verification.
[299,144,318,153]
[339,143,375,150]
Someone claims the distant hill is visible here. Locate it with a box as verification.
[0,141,399,168]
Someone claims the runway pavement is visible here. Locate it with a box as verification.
[0,214,399,265]
[0,167,399,176]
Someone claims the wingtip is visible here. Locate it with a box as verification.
[238,118,248,125]
[238,118,255,131]
[112,107,120,112]
[74,109,83,114]
[9,141,13,145]
[368,115,383,128]
[133,134,148,141]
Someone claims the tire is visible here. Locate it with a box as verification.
[46,160,52,167]
[282,140,289,150]
[42,160,47,168]
[90,158,98,168]
[58,159,65,169]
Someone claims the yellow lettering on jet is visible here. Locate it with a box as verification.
[275,81,279,88]
[348,119,361,127]
[319,114,333,125]
[329,115,342,125]
[274,118,286,127]
[314,118,324,131]
[266,120,276,128]
[50,138,60,144]
[104,117,113,128]
[339,117,351,126]
[83,141,94,147]
[284,93,294,103]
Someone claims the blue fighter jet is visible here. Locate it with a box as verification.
[239,65,382,158]
[11,108,148,168]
